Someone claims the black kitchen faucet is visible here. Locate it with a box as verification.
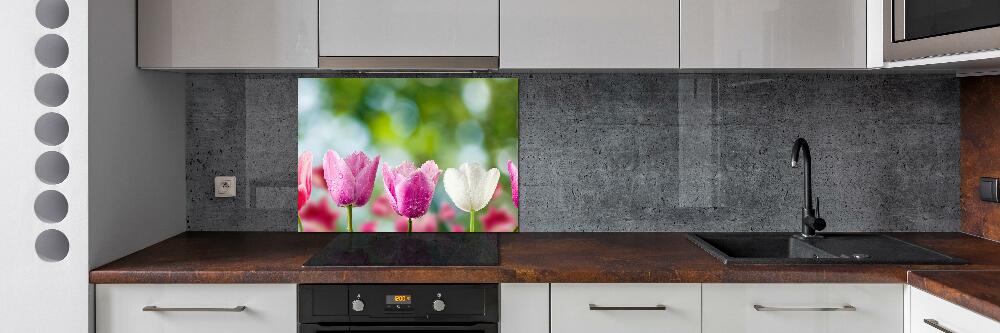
[791,138,826,238]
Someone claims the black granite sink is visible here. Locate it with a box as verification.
[687,233,966,265]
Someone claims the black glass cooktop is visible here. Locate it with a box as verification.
[303,233,499,267]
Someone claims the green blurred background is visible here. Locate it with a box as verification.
[298,78,519,232]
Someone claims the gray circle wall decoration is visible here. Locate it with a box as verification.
[35,0,69,29]
[35,151,69,185]
[35,34,69,68]
[35,112,69,146]
[34,73,69,107]
[34,190,68,223]
[35,229,69,262]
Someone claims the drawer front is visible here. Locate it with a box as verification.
[551,283,701,333]
[319,0,499,57]
[910,287,1000,333]
[703,283,903,333]
[96,284,296,333]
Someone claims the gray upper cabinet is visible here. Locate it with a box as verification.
[501,0,680,69]
[680,0,871,69]
[138,0,318,69]
[318,0,500,69]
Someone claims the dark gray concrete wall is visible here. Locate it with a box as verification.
[186,73,960,232]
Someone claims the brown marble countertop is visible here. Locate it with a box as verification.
[91,232,1000,285]
[908,270,1000,322]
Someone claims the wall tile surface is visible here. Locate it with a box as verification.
[186,73,960,232]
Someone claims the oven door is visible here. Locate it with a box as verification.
[885,0,1000,61]
[300,323,498,333]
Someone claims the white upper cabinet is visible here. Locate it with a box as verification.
[680,0,872,69]
[319,0,499,57]
[501,0,680,69]
[138,0,318,69]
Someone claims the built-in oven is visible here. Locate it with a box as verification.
[298,284,498,333]
[884,0,1000,61]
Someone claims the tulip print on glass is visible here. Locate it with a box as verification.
[298,78,518,232]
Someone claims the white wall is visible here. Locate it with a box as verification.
[0,0,90,330]
[88,0,186,270]
[0,0,185,331]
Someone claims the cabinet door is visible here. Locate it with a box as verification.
[500,284,548,333]
[501,0,680,69]
[551,283,700,333]
[319,0,499,57]
[910,287,1000,333]
[96,284,297,333]
[702,283,903,333]
[680,0,868,68]
[138,0,318,68]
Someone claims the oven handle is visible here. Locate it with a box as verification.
[348,323,497,331]
[300,323,498,332]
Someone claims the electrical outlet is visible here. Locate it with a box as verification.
[215,176,236,198]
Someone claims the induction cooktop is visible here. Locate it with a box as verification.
[303,233,499,267]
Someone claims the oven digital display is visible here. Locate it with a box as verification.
[386,295,412,305]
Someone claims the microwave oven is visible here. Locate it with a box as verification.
[884,0,1000,62]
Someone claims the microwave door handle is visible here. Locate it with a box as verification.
[893,0,906,41]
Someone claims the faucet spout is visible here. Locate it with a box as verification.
[791,138,825,237]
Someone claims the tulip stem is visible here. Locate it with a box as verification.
[408,218,413,232]
[469,210,476,232]
[346,205,353,232]
[297,216,302,232]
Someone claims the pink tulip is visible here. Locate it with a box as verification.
[370,195,394,217]
[323,150,380,232]
[395,215,437,232]
[300,199,340,232]
[297,152,313,212]
[438,201,456,221]
[507,160,519,208]
[359,221,378,232]
[394,218,408,232]
[482,207,517,232]
[450,224,465,232]
[382,160,440,231]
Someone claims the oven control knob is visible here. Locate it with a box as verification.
[351,299,365,312]
[432,299,446,312]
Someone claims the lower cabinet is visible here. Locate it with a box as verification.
[96,284,297,333]
[910,286,1000,333]
[550,283,702,333]
[702,284,903,333]
[500,283,549,333]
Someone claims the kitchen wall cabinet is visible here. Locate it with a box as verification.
[702,283,903,333]
[550,283,701,333]
[909,286,1000,333]
[319,0,499,58]
[680,0,875,68]
[500,0,680,69]
[138,0,318,69]
[96,284,297,333]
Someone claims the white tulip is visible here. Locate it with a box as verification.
[443,163,500,232]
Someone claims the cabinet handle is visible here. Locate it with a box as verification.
[589,304,667,311]
[753,304,856,312]
[923,319,955,333]
[142,306,247,312]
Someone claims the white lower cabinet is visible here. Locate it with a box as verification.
[702,283,903,333]
[500,283,549,333]
[96,284,297,333]
[551,283,701,333]
[910,286,1000,333]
